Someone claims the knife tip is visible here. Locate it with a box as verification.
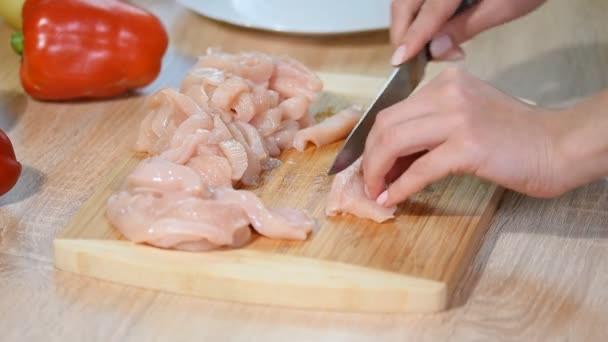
[327,164,340,175]
[327,151,355,175]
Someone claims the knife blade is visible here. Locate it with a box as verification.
[327,54,427,175]
[327,0,476,175]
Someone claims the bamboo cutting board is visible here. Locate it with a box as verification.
[53,72,503,314]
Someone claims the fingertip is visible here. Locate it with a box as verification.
[367,183,384,201]
[390,45,408,66]
[430,39,465,61]
[429,34,454,58]
[361,154,383,199]
[365,176,385,201]
[376,190,389,207]
[383,185,408,208]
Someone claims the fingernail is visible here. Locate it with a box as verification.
[390,45,407,66]
[429,34,453,58]
[364,184,371,198]
[376,190,388,207]
[443,48,465,61]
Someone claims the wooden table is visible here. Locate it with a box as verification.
[1,0,607,340]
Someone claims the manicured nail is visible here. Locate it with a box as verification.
[376,190,388,206]
[429,34,453,58]
[390,45,407,66]
[443,48,465,61]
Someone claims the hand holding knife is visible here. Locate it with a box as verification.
[328,0,477,175]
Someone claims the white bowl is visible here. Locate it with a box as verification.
[177,0,391,35]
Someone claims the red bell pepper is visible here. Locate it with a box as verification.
[11,0,169,101]
[0,130,21,196]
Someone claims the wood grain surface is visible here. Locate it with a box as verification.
[1,0,607,340]
[53,73,502,313]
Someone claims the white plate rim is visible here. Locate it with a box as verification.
[176,0,390,35]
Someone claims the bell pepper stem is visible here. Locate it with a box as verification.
[11,31,24,56]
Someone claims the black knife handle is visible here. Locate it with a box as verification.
[423,0,478,60]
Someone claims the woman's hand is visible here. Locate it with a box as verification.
[362,67,570,207]
[390,0,547,64]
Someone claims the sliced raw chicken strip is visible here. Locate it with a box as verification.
[293,105,362,152]
[194,49,240,76]
[227,122,262,186]
[264,136,281,157]
[326,159,396,223]
[107,191,252,251]
[197,144,222,157]
[273,120,300,150]
[180,67,226,110]
[160,129,211,165]
[219,139,248,181]
[234,121,269,163]
[180,67,226,95]
[236,51,275,84]
[169,113,214,148]
[269,55,323,101]
[186,155,233,188]
[210,114,235,143]
[213,187,315,240]
[233,92,256,122]
[211,76,250,113]
[134,88,202,154]
[251,86,280,117]
[251,107,284,137]
[196,48,274,84]
[126,157,205,197]
[279,96,310,120]
[297,111,317,128]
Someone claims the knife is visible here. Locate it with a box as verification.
[327,0,477,175]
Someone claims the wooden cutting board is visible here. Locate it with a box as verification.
[53,72,503,314]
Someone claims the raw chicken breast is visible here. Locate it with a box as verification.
[236,51,275,84]
[197,144,222,157]
[135,88,202,154]
[269,55,323,101]
[213,187,315,240]
[180,67,226,110]
[251,107,284,137]
[233,93,256,122]
[293,105,362,152]
[126,157,205,197]
[107,191,252,251]
[297,111,317,128]
[161,129,211,165]
[219,139,248,181]
[210,76,250,113]
[273,120,300,150]
[109,49,405,254]
[279,96,309,120]
[251,86,280,116]
[209,114,262,186]
[264,136,281,157]
[234,121,269,163]
[169,113,214,148]
[180,67,226,95]
[210,114,234,143]
[186,155,233,188]
[196,48,274,84]
[225,122,262,185]
[326,159,396,223]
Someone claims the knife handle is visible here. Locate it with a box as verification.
[423,0,478,60]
